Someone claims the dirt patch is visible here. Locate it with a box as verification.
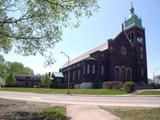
[0,98,60,120]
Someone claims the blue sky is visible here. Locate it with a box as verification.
[3,0,160,78]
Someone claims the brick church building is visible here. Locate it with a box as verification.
[59,5,148,88]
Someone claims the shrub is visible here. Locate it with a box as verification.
[123,81,135,93]
[112,81,123,89]
[93,81,102,89]
[33,85,40,88]
[103,81,123,89]
[103,81,112,89]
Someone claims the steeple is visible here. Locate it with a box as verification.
[123,3,143,30]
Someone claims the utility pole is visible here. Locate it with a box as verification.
[61,51,70,94]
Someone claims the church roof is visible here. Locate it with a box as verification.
[61,41,108,69]
[53,72,64,78]
[85,57,97,61]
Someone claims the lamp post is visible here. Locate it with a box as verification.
[60,51,70,94]
[153,68,160,83]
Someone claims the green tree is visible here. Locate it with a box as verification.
[5,72,16,87]
[0,63,7,78]
[23,67,34,74]
[41,74,51,88]
[0,0,99,65]
[0,55,5,63]
[0,55,6,78]
[6,62,34,74]
[0,77,5,87]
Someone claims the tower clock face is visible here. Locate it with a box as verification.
[120,46,127,55]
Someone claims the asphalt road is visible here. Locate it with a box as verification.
[0,91,160,107]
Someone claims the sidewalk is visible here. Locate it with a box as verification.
[67,105,121,120]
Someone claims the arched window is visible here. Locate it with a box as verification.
[78,69,81,80]
[87,64,90,74]
[140,47,143,52]
[92,65,95,74]
[83,65,85,74]
[127,69,131,81]
[127,68,132,81]
[128,34,131,39]
[73,71,75,81]
[101,65,104,75]
[141,54,143,60]
[131,33,134,42]
[121,68,126,82]
[114,67,120,81]
[141,69,144,77]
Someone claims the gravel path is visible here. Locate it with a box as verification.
[67,105,121,120]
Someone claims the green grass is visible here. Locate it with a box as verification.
[0,98,67,120]
[102,107,160,120]
[138,90,160,95]
[0,87,127,95]
[35,106,67,120]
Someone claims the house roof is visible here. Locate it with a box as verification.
[61,41,109,69]
[15,74,42,80]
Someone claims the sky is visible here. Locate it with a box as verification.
[3,0,160,79]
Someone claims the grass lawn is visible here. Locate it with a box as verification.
[102,107,160,120]
[0,87,127,95]
[0,98,67,120]
[138,90,160,95]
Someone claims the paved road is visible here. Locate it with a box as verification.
[0,91,160,107]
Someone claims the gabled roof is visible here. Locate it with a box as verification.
[112,30,133,47]
[61,41,109,69]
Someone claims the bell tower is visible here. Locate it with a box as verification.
[123,3,148,84]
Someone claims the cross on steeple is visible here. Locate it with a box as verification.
[130,2,135,14]
[131,2,133,8]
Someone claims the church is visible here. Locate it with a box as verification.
[59,5,148,89]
